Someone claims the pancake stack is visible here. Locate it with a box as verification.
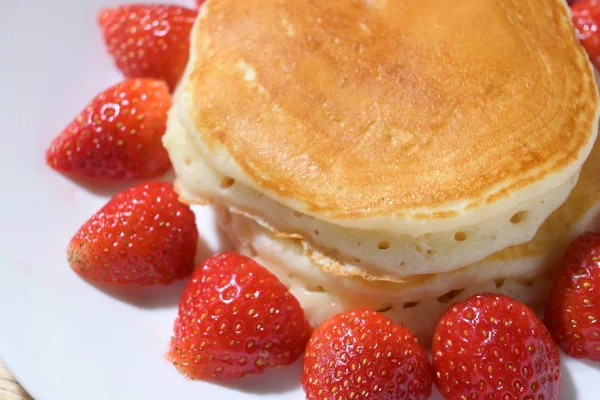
[164,0,600,342]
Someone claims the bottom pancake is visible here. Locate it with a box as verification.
[215,204,592,345]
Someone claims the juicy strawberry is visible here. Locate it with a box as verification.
[46,79,171,180]
[545,232,600,361]
[433,293,560,400]
[169,252,311,379]
[68,181,197,285]
[571,0,600,70]
[98,5,197,91]
[302,308,433,400]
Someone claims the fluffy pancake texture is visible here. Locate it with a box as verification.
[165,112,577,277]
[215,186,600,344]
[168,119,600,342]
[213,124,600,341]
[178,0,598,234]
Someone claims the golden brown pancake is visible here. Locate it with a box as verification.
[165,0,599,275]
[164,112,577,277]
[179,0,598,234]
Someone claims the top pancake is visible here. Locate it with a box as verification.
[179,0,598,233]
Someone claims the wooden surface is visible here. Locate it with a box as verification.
[0,362,32,400]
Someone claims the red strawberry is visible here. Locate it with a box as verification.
[46,79,171,180]
[68,181,197,285]
[302,308,433,400]
[433,293,560,400]
[168,252,311,379]
[545,232,600,361]
[98,5,197,91]
[571,0,600,70]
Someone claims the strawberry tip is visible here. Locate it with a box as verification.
[97,8,116,29]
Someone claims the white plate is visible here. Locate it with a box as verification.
[0,0,598,399]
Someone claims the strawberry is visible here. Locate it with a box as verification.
[545,232,600,361]
[571,0,600,70]
[302,308,433,400]
[46,79,171,180]
[67,181,197,285]
[432,293,560,400]
[98,4,197,91]
[168,252,311,379]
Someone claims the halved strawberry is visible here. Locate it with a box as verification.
[46,79,171,180]
[68,181,197,285]
[169,252,311,379]
[98,4,197,91]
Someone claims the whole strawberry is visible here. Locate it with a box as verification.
[46,79,171,180]
[545,232,600,361]
[302,308,433,400]
[98,4,197,91]
[169,252,311,379]
[68,181,197,285]
[571,0,600,70]
[433,293,560,400]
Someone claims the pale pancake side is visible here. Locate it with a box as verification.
[217,205,596,345]
[181,0,598,233]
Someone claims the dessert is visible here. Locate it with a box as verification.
[545,232,600,360]
[302,308,433,400]
[68,181,197,284]
[40,0,600,398]
[168,252,311,378]
[164,0,600,341]
[432,293,560,399]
